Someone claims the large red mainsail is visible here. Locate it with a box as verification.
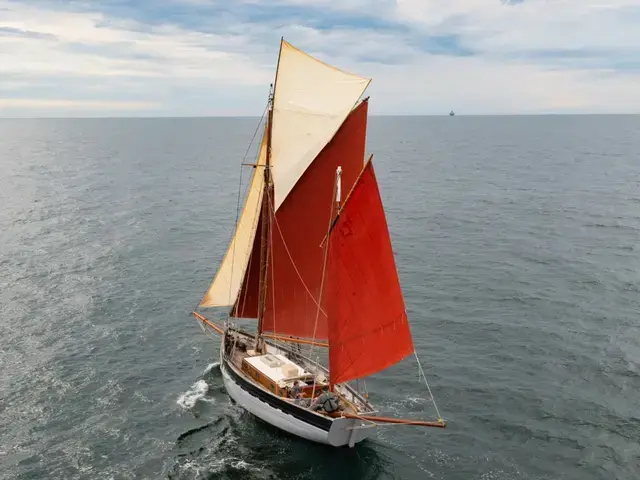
[326,160,414,386]
[232,100,369,337]
[262,100,369,339]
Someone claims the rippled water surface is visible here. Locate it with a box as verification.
[1,115,639,479]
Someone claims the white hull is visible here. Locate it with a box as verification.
[219,344,376,447]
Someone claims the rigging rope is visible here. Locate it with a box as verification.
[306,173,339,363]
[414,351,443,422]
[269,180,277,339]
[264,186,328,317]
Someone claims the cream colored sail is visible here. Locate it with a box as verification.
[271,40,371,210]
[199,129,267,308]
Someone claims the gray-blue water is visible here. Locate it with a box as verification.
[1,116,639,480]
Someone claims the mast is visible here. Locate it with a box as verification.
[255,84,274,353]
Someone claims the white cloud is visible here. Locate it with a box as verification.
[0,0,639,116]
[0,3,271,83]
[395,0,640,52]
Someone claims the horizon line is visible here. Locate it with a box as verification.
[1,113,640,120]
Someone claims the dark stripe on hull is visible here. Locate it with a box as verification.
[222,357,333,432]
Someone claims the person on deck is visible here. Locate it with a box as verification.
[310,386,339,413]
[291,381,303,404]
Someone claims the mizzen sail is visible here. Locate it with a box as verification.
[326,160,414,386]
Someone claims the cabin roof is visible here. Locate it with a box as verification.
[244,353,309,384]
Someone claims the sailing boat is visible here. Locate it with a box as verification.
[192,39,446,447]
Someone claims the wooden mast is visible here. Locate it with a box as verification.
[256,38,285,353]
[255,84,274,353]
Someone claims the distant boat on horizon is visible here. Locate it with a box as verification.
[449,110,455,116]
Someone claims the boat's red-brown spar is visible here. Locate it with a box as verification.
[192,311,329,348]
[192,311,224,335]
[339,413,446,429]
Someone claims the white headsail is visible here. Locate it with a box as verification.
[199,130,266,308]
[270,40,370,210]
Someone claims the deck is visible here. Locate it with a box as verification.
[224,330,369,416]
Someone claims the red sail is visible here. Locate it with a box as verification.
[233,100,369,336]
[262,100,369,339]
[326,160,414,386]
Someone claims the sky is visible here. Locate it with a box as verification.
[1,0,639,117]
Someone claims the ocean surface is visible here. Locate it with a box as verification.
[1,115,639,480]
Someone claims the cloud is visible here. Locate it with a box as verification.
[0,0,639,116]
